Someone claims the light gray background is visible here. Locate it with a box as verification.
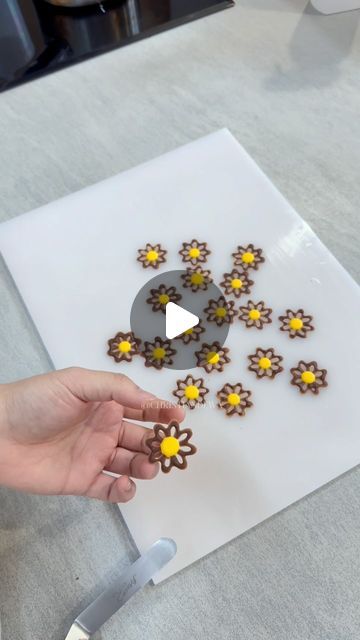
[0,1,359,639]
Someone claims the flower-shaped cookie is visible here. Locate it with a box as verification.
[173,374,209,410]
[290,360,328,395]
[239,300,272,329]
[107,331,141,363]
[146,420,197,473]
[181,267,212,292]
[137,243,167,269]
[179,239,210,266]
[217,383,253,417]
[220,269,254,299]
[232,243,265,271]
[142,337,176,369]
[279,309,314,339]
[176,319,206,344]
[146,284,182,314]
[204,296,236,326]
[248,348,283,379]
[195,341,230,373]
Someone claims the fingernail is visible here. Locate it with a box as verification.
[126,479,133,491]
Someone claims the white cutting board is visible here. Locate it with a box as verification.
[1,130,359,583]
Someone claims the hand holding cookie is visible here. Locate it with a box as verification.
[0,368,185,502]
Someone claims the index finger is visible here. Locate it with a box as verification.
[124,398,185,424]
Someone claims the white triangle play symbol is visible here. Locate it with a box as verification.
[165,302,199,340]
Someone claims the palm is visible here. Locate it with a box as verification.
[1,368,184,502]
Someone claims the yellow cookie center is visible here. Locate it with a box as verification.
[242,251,255,264]
[146,250,158,262]
[231,278,243,289]
[158,294,169,305]
[184,327,193,335]
[153,347,166,360]
[160,436,180,458]
[184,385,199,400]
[227,393,241,406]
[215,307,227,318]
[188,247,200,259]
[190,272,204,285]
[118,340,131,353]
[301,370,315,384]
[207,351,220,364]
[248,309,261,320]
[289,317,303,331]
[258,357,272,369]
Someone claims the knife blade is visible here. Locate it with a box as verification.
[64,537,176,640]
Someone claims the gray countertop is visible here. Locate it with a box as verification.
[1,1,360,639]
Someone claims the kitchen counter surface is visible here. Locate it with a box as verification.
[0,2,360,639]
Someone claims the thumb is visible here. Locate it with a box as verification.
[58,367,155,409]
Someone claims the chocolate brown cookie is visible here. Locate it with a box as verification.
[279,309,314,339]
[248,347,283,379]
[146,284,182,314]
[137,243,167,269]
[220,269,253,298]
[204,296,236,326]
[217,383,253,417]
[107,331,141,363]
[175,319,206,344]
[172,374,209,410]
[239,300,272,329]
[146,420,197,473]
[179,239,210,266]
[181,267,212,292]
[290,360,328,394]
[142,337,176,369]
[195,341,230,373]
[232,243,265,271]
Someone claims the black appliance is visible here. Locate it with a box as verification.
[0,0,234,92]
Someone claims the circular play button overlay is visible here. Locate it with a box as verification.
[130,269,231,370]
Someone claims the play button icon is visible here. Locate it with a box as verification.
[165,302,199,339]
[130,269,230,370]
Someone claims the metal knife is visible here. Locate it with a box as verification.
[64,537,176,640]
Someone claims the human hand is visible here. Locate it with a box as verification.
[0,367,184,502]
